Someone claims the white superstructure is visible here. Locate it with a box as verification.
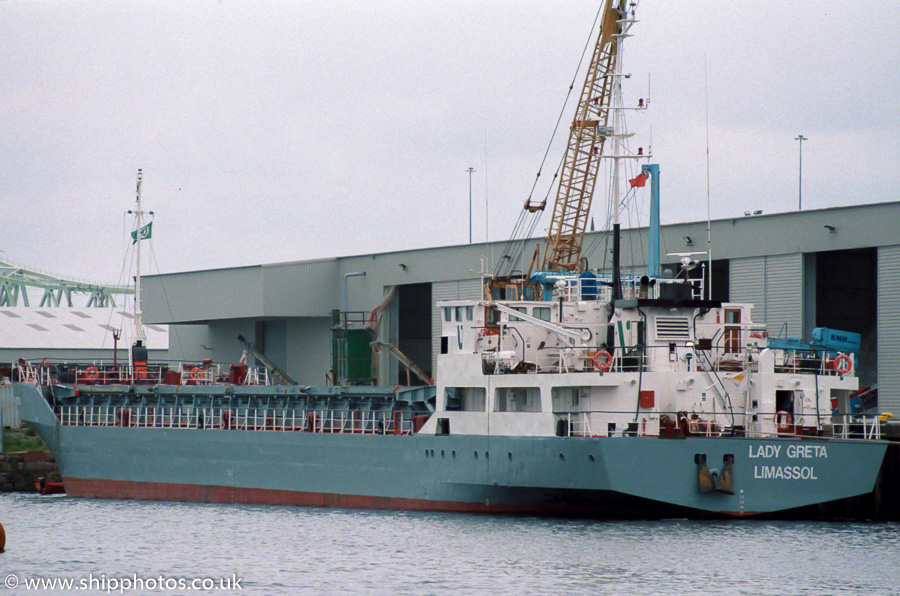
[427,276,864,441]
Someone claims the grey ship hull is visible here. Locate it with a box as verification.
[15,382,887,518]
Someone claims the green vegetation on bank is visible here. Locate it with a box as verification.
[3,427,47,452]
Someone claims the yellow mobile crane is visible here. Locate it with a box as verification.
[492,0,645,302]
[539,0,625,273]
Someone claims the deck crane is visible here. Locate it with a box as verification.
[538,0,626,273]
[491,0,645,302]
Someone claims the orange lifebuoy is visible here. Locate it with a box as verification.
[85,366,99,382]
[775,410,792,431]
[592,350,612,373]
[189,366,204,381]
[833,353,852,375]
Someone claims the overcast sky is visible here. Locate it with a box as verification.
[3,0,898,286]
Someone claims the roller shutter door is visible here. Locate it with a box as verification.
[730,257,766,323]
[878,246,900,414]
[730,255,803,339]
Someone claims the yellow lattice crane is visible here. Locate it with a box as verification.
[539,0,628,272]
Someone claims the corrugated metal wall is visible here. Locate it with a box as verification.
[878,245,900,414]
[730,254,803,339]
[143,260,341,322]
[143,266,264,322]
[286,317,333,386]
[729,257,766,321]
[263,260,338,317]
[431,279,484,374]
[1,385,20,428]
[763,254,803,339]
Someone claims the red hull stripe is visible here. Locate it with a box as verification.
[63,477,544,514]
[63,478,761,517]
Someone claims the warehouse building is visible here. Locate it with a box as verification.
[143,201,900,413]
[0,307,168,365]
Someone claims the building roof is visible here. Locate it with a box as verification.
[0,307,167,350]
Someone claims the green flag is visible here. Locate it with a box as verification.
[131,222,152,244]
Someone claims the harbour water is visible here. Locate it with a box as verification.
[1,493,899,595]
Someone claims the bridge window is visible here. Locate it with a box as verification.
[534,307,551,322]
[725,308,741,353]
[509,307,527,322]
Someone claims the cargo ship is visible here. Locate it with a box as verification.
[11,276,892,517]
[10,0,893,518]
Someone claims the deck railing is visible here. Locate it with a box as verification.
[54,404,420,435]
[554,409,883,441]
[554,277,703,302]
[831,413,882,441]
[49,403,882,441]
[15,361,270,387]
[495,343,851,377]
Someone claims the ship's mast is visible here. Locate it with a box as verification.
[598,3,650,300]
[128,168,152,379]
[133,168,144,345]
[610,5,633,300]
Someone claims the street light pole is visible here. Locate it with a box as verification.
[467,167,475,243]
[795,135,807,210]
